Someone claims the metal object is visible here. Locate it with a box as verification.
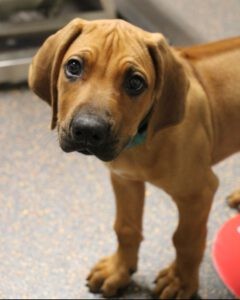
[0,0,44,19]
[0,49,36,84]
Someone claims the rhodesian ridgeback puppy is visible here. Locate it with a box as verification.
[29,18,240,299]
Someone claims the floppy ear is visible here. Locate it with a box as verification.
[147,33,189,136]
[28,18,85,129]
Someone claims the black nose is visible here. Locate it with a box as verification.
[71,114,109,147]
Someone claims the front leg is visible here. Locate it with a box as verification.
[154,172,218,299]
[87,172,145,297]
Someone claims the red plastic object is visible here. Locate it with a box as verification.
[212,214,240,297]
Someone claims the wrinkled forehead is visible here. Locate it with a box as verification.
[64,20,153,73]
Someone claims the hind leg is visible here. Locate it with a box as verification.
[227,189,240,210]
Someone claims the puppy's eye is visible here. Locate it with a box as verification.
[125,74,147,96]
[65,58,83,79]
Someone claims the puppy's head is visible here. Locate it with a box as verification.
[29,18,188,161]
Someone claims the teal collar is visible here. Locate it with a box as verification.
[126,106,153,149]
[126,130,147,149]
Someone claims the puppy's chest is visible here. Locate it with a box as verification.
[106,150,170,184]
[110,163,147,181]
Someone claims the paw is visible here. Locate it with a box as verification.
[86,253,134,297]
[153,265,198,299]
[227,190,240,210]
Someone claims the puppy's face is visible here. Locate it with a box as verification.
[57,20,156,161]
[29,19,188,162]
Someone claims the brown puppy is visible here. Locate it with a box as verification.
[29,18,240,299]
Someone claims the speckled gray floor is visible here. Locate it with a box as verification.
[0,88,239,299]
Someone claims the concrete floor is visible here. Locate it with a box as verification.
[0,88,239,299]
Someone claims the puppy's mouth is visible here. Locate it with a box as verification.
[78,149,92,155]
[59,130,121,162]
